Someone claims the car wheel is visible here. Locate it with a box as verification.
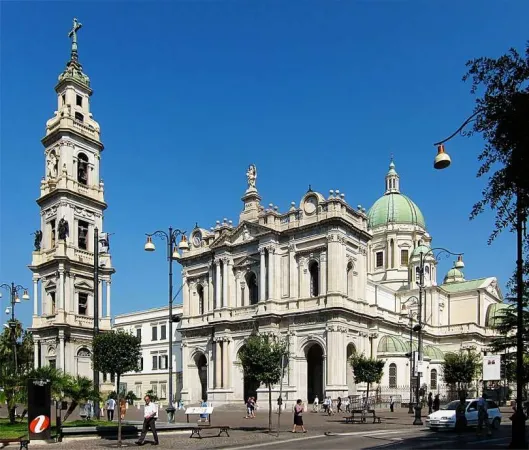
[492,418,500,429]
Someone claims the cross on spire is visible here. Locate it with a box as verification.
[68,18,83,61]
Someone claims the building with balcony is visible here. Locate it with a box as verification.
[177,163,504,407]
[113,306,184,405]
[28,22,114,379]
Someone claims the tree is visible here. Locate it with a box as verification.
[92,330,141,445]
[442,351,480,395]
[238,334,288,432]
[62,375,99,422]
[349,353,385,407]
[145,389,159,402]
[0,321,34,424]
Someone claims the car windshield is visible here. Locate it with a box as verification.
[442,400,470,410]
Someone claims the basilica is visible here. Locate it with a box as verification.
[178,162,504,406]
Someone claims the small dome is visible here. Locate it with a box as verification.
[486,303,510,328]
[411,245,432,259]
[444,267,465,284]
[377,335,408,354]
[368,194,426,229]
[424,345,445,361]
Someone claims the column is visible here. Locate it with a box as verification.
[222,340,229,389]
[215,341,222,388]
[222,259,228,308]
[59,269,65,310]
[259,248,266,301]
[34,341,39,368]
[98,280,103,319]
[327,234,340,293]
[267,247,275,300]
[320,251,327,295]
[215,261,221,309]
[106,280,111,317]
[33,278,39,316]
[207,264,214,312]
[182,276,189,317]
[227,259,235,308]
[59,331,66,372]
[289,245,297,298]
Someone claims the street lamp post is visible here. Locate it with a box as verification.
[145,227,188,423]
[401,296,418,414]
[411,247,463,426]
[1,282,30,373]
[433,115,527,448]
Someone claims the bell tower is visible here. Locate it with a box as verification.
[28,19,114,378]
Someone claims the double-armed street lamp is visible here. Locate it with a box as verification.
[432,114,528,448]
[401,296,419,414]
[1,282,30,373]
[409,247,463,425]
[144,227,188,423]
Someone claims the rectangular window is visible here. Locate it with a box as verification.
[160,383,167,399]
[110,373,115,383]
[78,220,89,250]
[103,373,108,383]
[62,93,66,105]
[49,359,56,369]
[151,326,158,341]
[401,249,409,266]
[50,220,56,247]
[135,383,142,398]
[159,355,168,370]
[49,292,56,314]
[152,355,158,370]
[75,111,84,122]
[76,95,83,107]
[150,384,157,396]
[78,292,88,315]
[376,251,384,268]
[136,328,142,341]
[160,324,167,340]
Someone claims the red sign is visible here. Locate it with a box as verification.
[29,415,50,434]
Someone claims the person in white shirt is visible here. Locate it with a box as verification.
[105,397,116,422]
[136,395,159,446]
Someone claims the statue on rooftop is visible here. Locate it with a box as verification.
[246,164,257,190]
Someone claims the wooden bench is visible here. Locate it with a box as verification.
[0,436,30,450]
[185,406,230,439]
[344,409,382,424]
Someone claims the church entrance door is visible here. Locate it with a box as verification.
[306,343,324,403]
[195,353,208,401]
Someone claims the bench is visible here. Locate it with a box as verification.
[185,406,230,439]
[344,409,382,424]
[0,436,29,450]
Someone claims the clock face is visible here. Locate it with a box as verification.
[304,195,318,215]
[193,233,202,247]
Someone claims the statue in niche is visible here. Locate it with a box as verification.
[58,218,69,240]
[246,164,257,189]
[33,230,43,251]
[47,152,58,179]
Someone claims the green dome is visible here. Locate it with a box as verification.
[367,193,426,229]
[406,340,418,352]
[377,335,408,354]
[444,267,465,284]
[486,303,510,328]
[424,345,445,361]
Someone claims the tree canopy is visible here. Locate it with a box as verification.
[349,352,385,405]
[442,350,481,392]
[238,334,288,431]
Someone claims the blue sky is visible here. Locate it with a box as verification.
[1,1,527,328]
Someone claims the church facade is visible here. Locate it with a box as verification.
[178,163,504,407]
[28,20,115,380]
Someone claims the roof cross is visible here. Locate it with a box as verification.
[68,18,83,61]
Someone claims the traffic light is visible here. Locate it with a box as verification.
[171,315,181,323]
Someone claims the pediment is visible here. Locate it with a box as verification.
[209,230,232,249]
[74,279,94,290]
[486,278,503,300]
[229,221,271,246]
[43,279,57,289]
[233,255,260,268]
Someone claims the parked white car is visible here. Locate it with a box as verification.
[425,399,502,430]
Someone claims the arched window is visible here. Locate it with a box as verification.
[77,153,89,185]
[389,363,397,388]
[197,284,204,315]
[430,369,437,390]
[309,261,319,297]
[77,347,91,357]
[424,266,430,282]
[347,261,354,299]
[390,239,395,268]
[246,272,258,305]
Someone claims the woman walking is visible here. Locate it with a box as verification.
[292,399,307,433]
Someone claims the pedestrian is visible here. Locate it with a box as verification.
[476,393,491,437]
[389,396,394,413]
[433,394,440,412]
[455,395,467,435]
[135,395,159,446]
[427,392,433,414]
[337,397,342,413]
[120,398,127,420]
[105,396,116,421]
[292,399,307,433]
[199,399,209,422]
[312,395,319,412]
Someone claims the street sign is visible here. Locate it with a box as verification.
[27,378,51,441]
[483,355,501,381]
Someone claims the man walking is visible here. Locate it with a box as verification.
[136,395,159,446]
[105,397,116,422]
